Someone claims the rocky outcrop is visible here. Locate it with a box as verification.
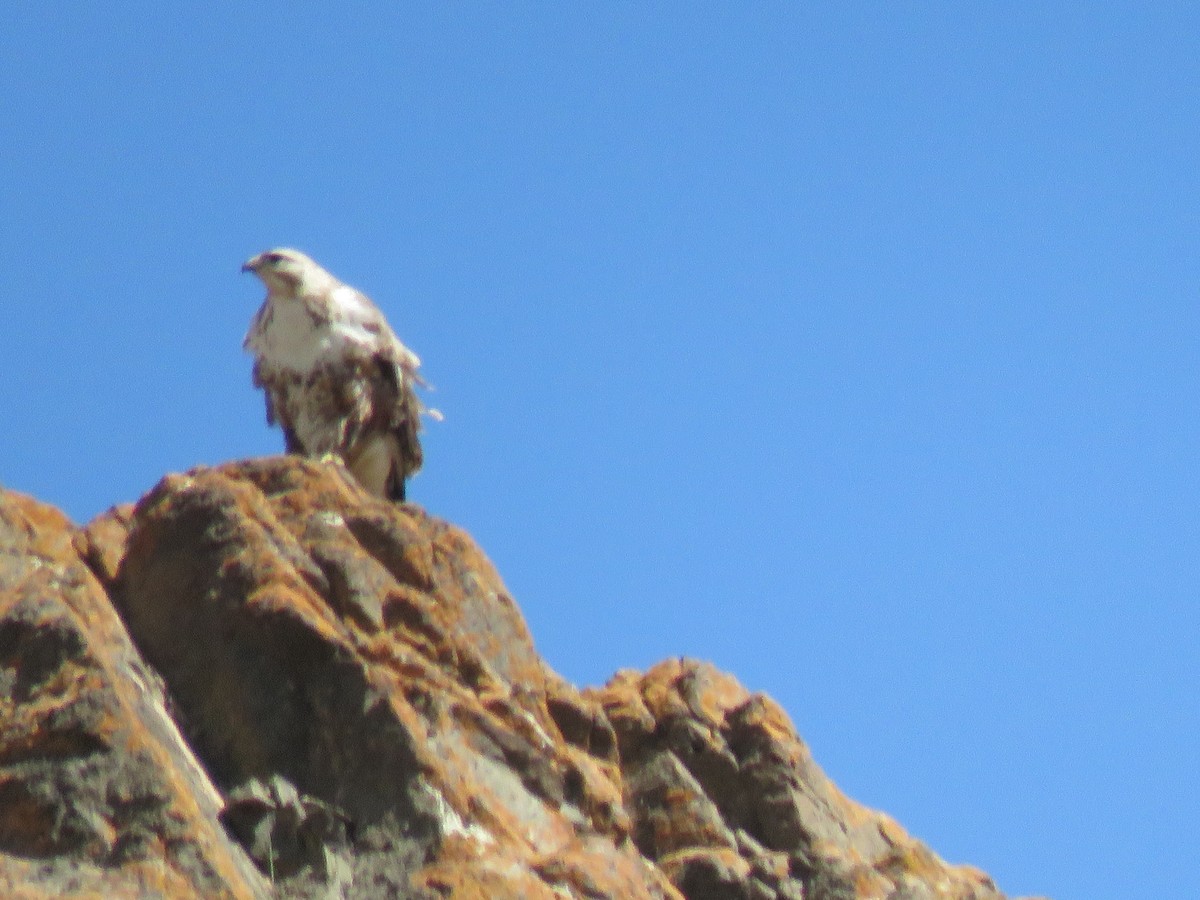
[0,488,266,898]
[0,457,1033,899]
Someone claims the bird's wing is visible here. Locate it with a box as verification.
[243,300,271,353]
[331,286,424,368]
[328,283,438,425]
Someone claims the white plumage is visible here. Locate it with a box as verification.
[242,248,431,501]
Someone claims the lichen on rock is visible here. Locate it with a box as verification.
[0,458,1036,899]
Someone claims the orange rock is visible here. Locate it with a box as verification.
[0,458,1028,898]
[588,657,1008,899]
[0,490,267,898]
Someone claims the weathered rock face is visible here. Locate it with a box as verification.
[591,663,1006,900]
[0,458,1035,899]
[0,489,267,898]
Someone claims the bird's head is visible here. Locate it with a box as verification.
[242,248,332,295]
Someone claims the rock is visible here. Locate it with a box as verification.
[0,457,1037,898]
[590,659,1008,899]
[221,775,353,897]
[0,489,267,898]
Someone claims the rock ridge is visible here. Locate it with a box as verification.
[0,457,1040,899]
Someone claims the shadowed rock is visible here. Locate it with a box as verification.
[0,490,267,898]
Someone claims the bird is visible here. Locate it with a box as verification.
[242,248,434,501]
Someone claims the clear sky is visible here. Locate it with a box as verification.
[3,5,1196,898]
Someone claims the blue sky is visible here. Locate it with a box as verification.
[3,5,1197,897]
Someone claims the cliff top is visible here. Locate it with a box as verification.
[0,456,1041,899]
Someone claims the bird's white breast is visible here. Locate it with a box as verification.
[247,299,330,372]
[247,290,384,374]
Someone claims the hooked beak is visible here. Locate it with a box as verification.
[241,254,262,274]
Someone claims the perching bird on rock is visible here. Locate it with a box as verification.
[242,249,435,501]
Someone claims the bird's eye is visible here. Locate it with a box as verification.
[263,252,284,265]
